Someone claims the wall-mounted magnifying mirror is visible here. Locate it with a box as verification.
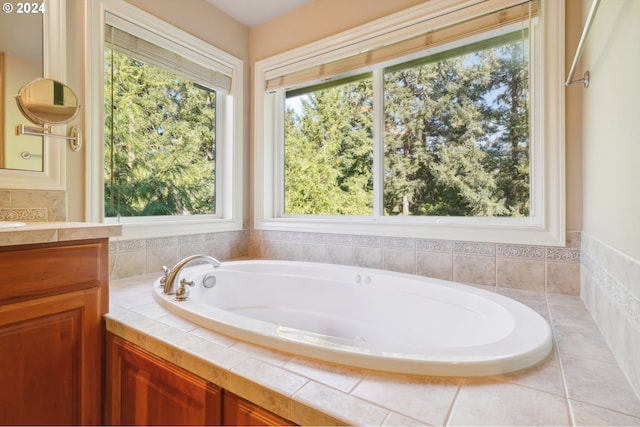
[15,78,82,152]
[16,78,80,125]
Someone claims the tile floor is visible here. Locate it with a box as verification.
[109,274,640,426]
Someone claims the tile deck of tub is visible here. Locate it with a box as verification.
[108,273,640,426]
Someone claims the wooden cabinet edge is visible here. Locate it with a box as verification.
[106,333,297,426]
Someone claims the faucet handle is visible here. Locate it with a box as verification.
[175,278,195,301]
[159,266,171,287]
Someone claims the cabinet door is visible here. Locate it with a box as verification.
[107,334,222,426]
[0,288,102,425]
[224,392,296,426]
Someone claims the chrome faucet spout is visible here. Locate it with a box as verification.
[162,254,221,295]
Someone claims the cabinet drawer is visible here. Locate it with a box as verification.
[0,240,108,305]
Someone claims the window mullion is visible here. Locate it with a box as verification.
[274,91,286,217]
[372,68,384,218]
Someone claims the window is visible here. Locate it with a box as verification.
[105,31,219,217]
[86,0,244,237]
[383,32,530,218]
[284,75,373,215]
[255,0,565,246]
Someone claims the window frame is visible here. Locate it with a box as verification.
[85,0,243,239]
[254,0,565,246]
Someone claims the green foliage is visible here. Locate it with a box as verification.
[104,48,216,217]
[285,38,530,218]
[284,79,373,215]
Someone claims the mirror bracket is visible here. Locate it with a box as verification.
[16,124,83,152]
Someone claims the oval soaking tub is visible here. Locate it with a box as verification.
[152,260,552,377]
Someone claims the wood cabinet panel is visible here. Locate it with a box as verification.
[0,240,108,305]
[0,287,102,425]
[223,392,296,426]
[107,334,222,426]
[107,335,297,426]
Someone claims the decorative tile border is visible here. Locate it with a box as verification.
[383,237,415,250]
[496,244,546,260]
[0,207,47,222]
[546,247,581,263]
[416,239,453,253]
[110,239,146,253]
[453,241,496,256]
[146,236,179,249]
[352,235,382,248]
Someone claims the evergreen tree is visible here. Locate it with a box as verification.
[284,79,373,215]
[104,48,216,217]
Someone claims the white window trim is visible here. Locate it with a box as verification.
[254,0,565,246]
[85,0,243,239]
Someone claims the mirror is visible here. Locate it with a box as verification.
[0,10,43,171]
[16,78,80,125]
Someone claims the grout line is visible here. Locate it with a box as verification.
[442,380,463,426]
[545,292,577,426]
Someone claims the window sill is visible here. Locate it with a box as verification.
[254,216,565,247]
[107,216,243,240]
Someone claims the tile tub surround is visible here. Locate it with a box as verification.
[109,230,580,296]
[248,230,582,295]
[109,230,249,279]
[581,232,640,400]
[108,274,640,426]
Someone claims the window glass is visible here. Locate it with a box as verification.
[281,31,530,219]
[104,41,216,217]
[284,75,373,215]
[383,33,530,217]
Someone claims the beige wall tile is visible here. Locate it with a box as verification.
[10,189,66,221]
[547,262,580,295]
[497,258,545,292]
[301,243,328,263]
[416,251,453,281]
[453,254,496,286]
[383,249,415,274]
[327,244,353,266]
[111,249,147,279]
[353,246,383,269]
[0,190,10,207]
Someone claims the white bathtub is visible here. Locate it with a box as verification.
[152,260,552,377]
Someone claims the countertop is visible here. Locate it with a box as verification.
[108,273,640,426]
[0,222,122,247]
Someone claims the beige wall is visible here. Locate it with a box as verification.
[249,0,426,62]
[581,0,640,261]
[66,0,85,221]
[125,0,249,61]
[579,0,640,395]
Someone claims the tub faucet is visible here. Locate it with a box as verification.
[161,254,221,295]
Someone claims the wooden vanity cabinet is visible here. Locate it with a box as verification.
[0,239,109,426]
[106,334,222,425]
[223,392,296,426]
[107,334,296,426]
